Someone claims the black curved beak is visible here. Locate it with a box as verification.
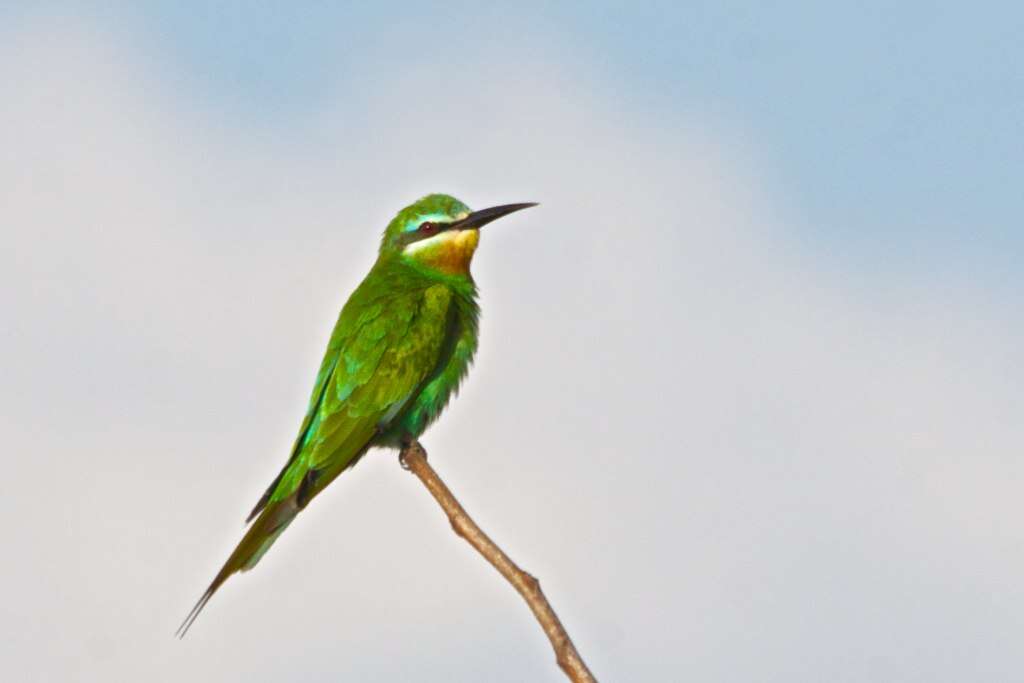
[452,202,538,230]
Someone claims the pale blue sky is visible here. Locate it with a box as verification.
[2,4,1022,682]
[11,1,1020,275]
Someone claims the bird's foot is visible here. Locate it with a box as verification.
[399,439,426,470]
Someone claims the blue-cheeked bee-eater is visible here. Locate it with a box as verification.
[178,194,536,636]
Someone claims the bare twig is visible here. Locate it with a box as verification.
[399,440,597,683]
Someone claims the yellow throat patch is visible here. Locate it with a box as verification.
[403,228,480,275]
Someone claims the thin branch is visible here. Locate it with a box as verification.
[399,440,597,683]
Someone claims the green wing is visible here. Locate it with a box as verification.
[248,280,454,520]
[244,323,344,521]
[178,279,455,637]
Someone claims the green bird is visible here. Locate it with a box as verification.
[178,194,535,636]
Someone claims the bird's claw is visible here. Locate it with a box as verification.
[399,439,426,470]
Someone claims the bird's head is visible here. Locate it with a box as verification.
[381,194,536,276]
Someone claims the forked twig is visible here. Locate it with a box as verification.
[399,440,596,682]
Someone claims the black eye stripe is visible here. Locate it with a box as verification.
[399,220,453,247]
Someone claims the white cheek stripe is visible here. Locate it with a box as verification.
[402,230,460,256]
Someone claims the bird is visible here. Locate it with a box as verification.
[177,194,536,637]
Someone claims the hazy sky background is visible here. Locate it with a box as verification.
[2,3,1022,681]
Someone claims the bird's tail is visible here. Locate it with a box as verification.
[176,496,299,638]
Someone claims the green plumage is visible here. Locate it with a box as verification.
[254,258,478,517]
[178,194,533,637]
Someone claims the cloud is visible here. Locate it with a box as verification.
[2,13,1021,682]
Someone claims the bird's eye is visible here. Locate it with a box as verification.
[418,221,438,234]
